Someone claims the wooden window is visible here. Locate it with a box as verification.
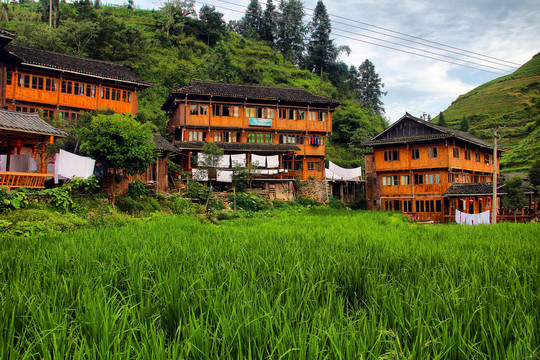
[71,113,77,123]
[105,88,110,100]
[425,200,435,212]
[484,153,490,165]
[75,83,84,96]
[29,108,35,113]
[412,148,420,160]
[127,92,131,103]
[465,150,471,160]
[247,132,272,143]
[213,104,221,116]
[414,174,424,185]
[6,71,12,85]
[476,150,481,162]
[15,106,21,112]
[308,111,317,121]
[232,106,240,117]
[32,76,38,89]
[384,150,400,161]
[429,147,437,158]
[401,175,410,185]
[435,173,440,184]
[190,104,199,115]
[117,90,121,101]
[111,87,116,100]
[416,200,425,212]
[425,173,434,184]
[307,162,314,171]
[278,108,287,119]
[246,107,256,117]
[288,109,296,120]
[188,130,205,141]
[319,112,327,122]
[222,105,230,116]
[46,78,52,91]
[453,147,460,158]
[52,79,57,92]
[61,81,72,94]
[436,200,442,212]
[403,200,412,212]
[122,90,127,102]
[298,110,305,120]
[393,175,399,185]
[282,156,293,170]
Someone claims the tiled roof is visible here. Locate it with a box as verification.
[173,141,300,153]
[5,44,152,87]
[163,80,340,110]
[0,27,17,48]
[152,133,180,153]
[445,183,504,196]
[0,109,68,137]
[364,112,496,150]
[445,181,536,196]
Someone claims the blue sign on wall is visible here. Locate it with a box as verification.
[249,118,272,127]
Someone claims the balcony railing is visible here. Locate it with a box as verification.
[0,172,53,189]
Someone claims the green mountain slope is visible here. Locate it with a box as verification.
[437,53,540,173]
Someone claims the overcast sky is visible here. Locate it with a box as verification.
[105,0,540,123]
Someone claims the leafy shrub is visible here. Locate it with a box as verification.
[185,181,211,204]
[350,192,367,210]
[0,187,29,213]
[231,192,271,212]
[295,195,321,207]
[165,195,194,215]
[329,197,347,210]
[116,196,161,215]
[40,186,73,212]
[67,176,100,194]
[127,179,149,198]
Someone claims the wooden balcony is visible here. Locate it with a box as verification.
[0,172,53,189]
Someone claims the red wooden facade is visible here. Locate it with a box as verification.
[364,113,503,223]
[163,81,340,180]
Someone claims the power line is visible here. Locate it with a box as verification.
[201,0,519,74]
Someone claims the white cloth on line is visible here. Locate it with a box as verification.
[0,155,7,172]
[197,153,208,166]
[231,154,246,167]
[328,161,361,180]
[216,170,233,183]
[54,150,95,183]
[217,155,230,168]
[29,158,37,172]
[325,168,344,180]
[9,154,32,172]
[455,210,490,225]
[251,154,266,167]
[266,155,279,168]
[192,168,208,181]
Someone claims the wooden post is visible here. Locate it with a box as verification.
[492,129,498,224]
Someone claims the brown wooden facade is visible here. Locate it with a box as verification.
[163,81,340,180]
[0,31,151,121]
[364,113,503,223]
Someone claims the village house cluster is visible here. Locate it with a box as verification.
[0,27,537,222]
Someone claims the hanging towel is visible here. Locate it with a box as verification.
[266,155,279,168]
[192,169,208,181]
[217,155,230,168]
[231,154,247,167]
[216,170,233,183]
[0,155,7,172]
[197,153,208,166]
[55,150,95,181]
[251,154,266,167]
[9,154,32,172]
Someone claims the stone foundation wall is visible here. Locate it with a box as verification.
[297,180,329,203]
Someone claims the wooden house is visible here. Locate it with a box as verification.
[0,109,67,188]
[162,80,340,183]
[0,27,152,121]
[364,113,504,223]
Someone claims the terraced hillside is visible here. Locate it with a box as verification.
[437,53,540,173]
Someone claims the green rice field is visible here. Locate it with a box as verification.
[1,210,539,359]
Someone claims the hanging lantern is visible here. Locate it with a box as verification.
[17,138,22,148]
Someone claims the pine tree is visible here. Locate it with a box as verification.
[305,0,335,77]
[239,0,263,40]
[260,0,278,46]
[356,59,387,115]
[438,111,446,126]
[199,5,226,46]
[276,0,306,66]
[460,116,470,132]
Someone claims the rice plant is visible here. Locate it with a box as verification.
[0,211,538,359]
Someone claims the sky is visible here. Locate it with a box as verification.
[104,0,540,123]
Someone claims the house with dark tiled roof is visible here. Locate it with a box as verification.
[0,27,151,122]
[363,112,509,222]
[0,109,67,188]
[162,80,340,196]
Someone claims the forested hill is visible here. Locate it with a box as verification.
[435,53,540,173]
[0,1,387,167]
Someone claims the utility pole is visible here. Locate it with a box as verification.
[491,128,498,224]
